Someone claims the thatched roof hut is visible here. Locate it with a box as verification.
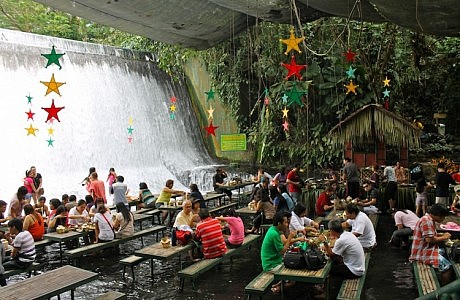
[329,104,421,148]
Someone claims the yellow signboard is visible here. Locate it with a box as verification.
[221,134,247,151]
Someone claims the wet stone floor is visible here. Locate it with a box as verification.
[6,214,418,299]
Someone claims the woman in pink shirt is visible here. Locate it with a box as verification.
[216,208,245,248]
[23,170,36,203]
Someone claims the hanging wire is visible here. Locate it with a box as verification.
[415,0,424,33]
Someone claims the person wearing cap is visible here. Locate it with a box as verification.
[450,185,460,216]
[409,204,455,286]
[356,183,379,215]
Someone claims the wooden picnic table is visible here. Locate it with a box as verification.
[274,260,333,300]
[0,265,98,300]
[134,242,192,278]
[203,193,226,207]
[157,205,182,227]
[235,206,258,216]
[133,213,154,229]
[43,231,85,263]
[224,181,254,205]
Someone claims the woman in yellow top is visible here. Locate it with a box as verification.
[156,179,186,223]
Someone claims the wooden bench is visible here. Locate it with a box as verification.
[144,209,162,224]
[132,207,157,214]
[453,261,460,278]
[120,255,148,281]
[413,261,440,297]
[34,238,54,249]
[3,261,43,279]
[368,213,379,229]
[95,291,127,300]
[65,225,166,265]
[337,252,371,300]
[178,234,260,291]
[244,271,275,300]
[209,202,238,215]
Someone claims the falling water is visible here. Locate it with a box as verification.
[0,28,220,200]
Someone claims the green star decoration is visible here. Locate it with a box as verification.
[205,88,215,101]
[382,89,390,98]
[281,94,289,104]
[41,46,65,70]
[46,137,55,147]
[286,85,305,107]
[346,66,356,79]
[127,126,134,134]
[26,94,33,104]
[170,112,175,120]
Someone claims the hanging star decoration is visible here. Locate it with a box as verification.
[128,136,133,144]
[40,73,66,96]
[382,89,390,98]
[282,120,289,131]
[207,105,215,119]
[264,96,270,105]
[204,120,219,137]
[280,27,305,55]
[205,88,215,101]
[286,84,305,107]
[282,107,289,118]
[127,117,135,143]
[47,127,55,135]
[344,80,359,95]
[281,55,307,80]
[170,104,176,112]
[170,96,177,103]
[42,99,65,122]
[48,118,56,125]
[383,76,391,87]
[128,116,134,126]
[169,113,175,120]
[26,109,35,121]
[26,94,33,104]
[46,137,55,147]
[281,94,289,104]
[127,126,134,135]
[25,124,38,136]
[265,107,270,119]
[41,46,65,70]
[346,66,356,79]
[343,48,356,63]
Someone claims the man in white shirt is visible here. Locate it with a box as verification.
[289,203,319,235]
[173,200,195,228]
[389,209,419,248]
[342,204,376,251]
[383,161,397,213]
[112,176,129,207]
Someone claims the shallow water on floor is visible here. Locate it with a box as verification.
[6,214,418,299]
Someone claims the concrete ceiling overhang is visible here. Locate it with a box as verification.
[33,0,460,49]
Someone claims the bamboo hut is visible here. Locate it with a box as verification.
[328,104,421,167]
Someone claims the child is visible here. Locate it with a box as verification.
[415,176,432,217]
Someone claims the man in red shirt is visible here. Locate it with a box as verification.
[286,164,304,204]
[195,209,227,259]
[87,172,107,204]
[315,187,334,217]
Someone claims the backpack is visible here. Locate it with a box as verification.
[303,245,327,270]
[448,242,460,263]
[283,250,306,269]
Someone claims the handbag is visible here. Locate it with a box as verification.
[303,245,327,270]
[283,250,306,269]
[101,213,116,238]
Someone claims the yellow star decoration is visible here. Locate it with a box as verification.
[279,27,305,55]
[170,104,176,112]
[344,80,359,95]
[40,73,65,96]
[282,106,289,118]
[383,77,391,87]
[265,107,270,118]
[128,117,134,125]
[25,124,38,136]
[207,105,214,119]
[47,127,55,135]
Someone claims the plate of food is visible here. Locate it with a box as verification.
[440,222,460,231]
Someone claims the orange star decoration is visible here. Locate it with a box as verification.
[42,99,65,122]
[25,124,39,136]
[282,107,289,118]
[207,105,214,119]
[280,27,304,55]
[383,76,391,87]
[204,121,219,137]
[344,80,359,95]
[282,120,289,131]
[281,55,307,80]
[40,73,66,96]
[343,48,356,63]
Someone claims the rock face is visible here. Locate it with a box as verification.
[33,0,459,48]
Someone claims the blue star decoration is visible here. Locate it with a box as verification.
[26,94,33,104]
[127,126,134,134]
[382,89,390,98]
[286,84,305,107]
[46,137,55,147]
[41,46,65,70]
[346,66,356,79]
[281,94,289,104]
[205,88,215,101]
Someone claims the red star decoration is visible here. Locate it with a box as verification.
[26,109,35,121]
[170,96,177,103]
[343,48,356,63]
[281,56,307,80]
[204,120,219,137]
[384,99,390,110]
[264,97,270,105]
[41,99,65,123]
[128,136,133,143]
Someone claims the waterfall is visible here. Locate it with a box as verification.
[0,28,221,200]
